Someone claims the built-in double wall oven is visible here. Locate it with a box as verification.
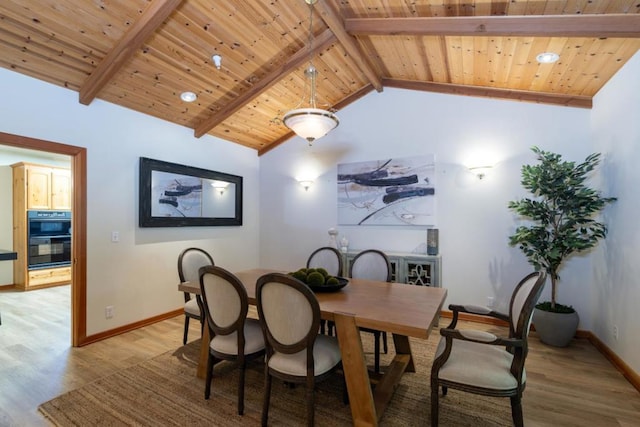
[27,210,72,270]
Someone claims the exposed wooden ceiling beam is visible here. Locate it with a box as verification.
[258,83,376,156]
[195,28,337,138]
[314,0,383,92]
[79,0,183,105]
[383,79,592,109]
[345,14,640,38]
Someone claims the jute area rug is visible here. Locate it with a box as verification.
[39,334,513,426]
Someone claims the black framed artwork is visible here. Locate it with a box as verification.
[139,157,243,227]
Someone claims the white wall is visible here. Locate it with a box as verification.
[0,166,13,285]
[259,88,598,327]
[591,50,640,373]
[0,68,260,335]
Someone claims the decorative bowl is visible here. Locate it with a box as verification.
[307,276,349,293]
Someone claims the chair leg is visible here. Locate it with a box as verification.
[342,373,349,405]
[382,331,388,354]
[205,352,214,399]
[306,376,315,427]
[430,386,440,427]
[511,395,524,427]
[238,363,245,415]
[183,316,190,345]
[262,369,272,427]
[374,331,381,373]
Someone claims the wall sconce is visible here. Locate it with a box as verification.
[298,180,314,191]
[211,181,229,195]
[469,166,493,180]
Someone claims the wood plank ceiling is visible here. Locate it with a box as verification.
[1,0,639,155]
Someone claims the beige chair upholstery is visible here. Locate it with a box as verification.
[199,265,266,415]
[430,271,547,427]
[306,246,343,335]
[177,247,214,345]
[349,249,392,373]
[256,272,342,427]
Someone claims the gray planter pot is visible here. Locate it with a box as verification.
[532,308,579,347]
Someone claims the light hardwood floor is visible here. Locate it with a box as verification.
[1,285,639,426]
[0,285,185,426]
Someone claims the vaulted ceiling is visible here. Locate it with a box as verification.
[1,1,639,155]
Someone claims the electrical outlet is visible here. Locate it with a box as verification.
[486,296,495,308]
[105,305,114,319]
[613,325,618,340]
[111,231,120,243]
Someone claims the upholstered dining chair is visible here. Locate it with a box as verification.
[306,246,343,277]
[306,246,343,335]
[177,247,214,345]
[199,265,266,415]
[349,249,392,373]
[256,272,343,427]
[430,271,547,427]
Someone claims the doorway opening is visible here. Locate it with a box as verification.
[0,131,87,346]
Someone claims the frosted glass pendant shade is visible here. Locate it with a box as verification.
[283,107,339,144]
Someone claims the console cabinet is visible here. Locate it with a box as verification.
[343,250,441,287]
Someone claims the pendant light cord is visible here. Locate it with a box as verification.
[306,1,317,109]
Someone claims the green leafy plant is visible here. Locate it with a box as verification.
[508,147,616,312]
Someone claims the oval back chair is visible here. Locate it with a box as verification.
[349,249,392,372]
[177,247,214,345]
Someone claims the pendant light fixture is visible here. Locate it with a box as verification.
[283,0,339,145]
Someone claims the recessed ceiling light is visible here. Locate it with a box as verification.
[536,52,559,64]
[212,54,222,70]
[180,91,197,102]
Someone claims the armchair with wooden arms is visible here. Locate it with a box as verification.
[430,271,547,427]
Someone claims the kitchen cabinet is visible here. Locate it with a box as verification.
[13,163,72,210]
[27,266,72,288]
[11,162,72,290]
[24,164,51,209]
[50,167,72,210]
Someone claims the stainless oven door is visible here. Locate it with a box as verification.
[28,235,71,269]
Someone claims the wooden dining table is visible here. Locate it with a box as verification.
[179,268,447,426]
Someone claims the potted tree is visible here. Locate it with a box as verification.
[508,146,616,347]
